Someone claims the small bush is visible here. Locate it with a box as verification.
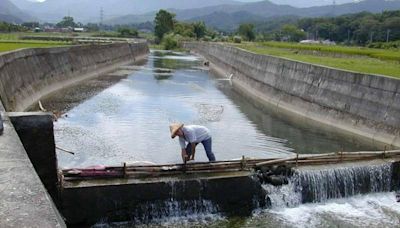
[162,34,178,50]
[367,41,400,50]
[233,36,242,43]
[202,36,212,42]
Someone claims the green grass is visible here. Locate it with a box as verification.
[254,41,400,61]
[0,32,77,52]
[148,44,163,50]
[0,41,69,52]
[236,42,400,78]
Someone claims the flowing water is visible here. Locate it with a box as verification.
[45,50,400,227]
[93,162,400,228]
[52,50,384,168]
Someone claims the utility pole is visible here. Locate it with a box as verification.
[332,0,336,15]
[370,31,374,43]
[386,29,391,43]
[100,7,104,30]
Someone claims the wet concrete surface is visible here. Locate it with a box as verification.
[0,104,65,227]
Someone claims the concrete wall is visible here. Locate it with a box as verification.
[61,174,265,225]
[0,103,66,227]
[0,42,148,112]
[0,42,148,227]
[9,112,58,205]
[184,42,400,147]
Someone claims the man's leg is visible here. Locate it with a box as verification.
[202,138,216,162]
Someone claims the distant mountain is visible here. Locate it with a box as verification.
[269,0,355,8]
[176,0,400,20]
[105,0,400,31]
[104,13,155,25]
[300,0,400,17]
[104,1,297,26]
[188,11,268,31]
[173,1,297,20]
[0,0,34,23]
[10,0,239,23]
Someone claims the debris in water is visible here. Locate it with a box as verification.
[196,103,224,122]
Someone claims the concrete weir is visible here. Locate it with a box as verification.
[183,42,400,147]
[61,172,265,225]
[0,42,149,227]
[59,159,400,226]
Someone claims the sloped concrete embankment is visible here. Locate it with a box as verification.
[0,42,149,112]
[0,42,148,227]
[183,42,400,147]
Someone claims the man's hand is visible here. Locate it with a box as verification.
[181,149,188,163]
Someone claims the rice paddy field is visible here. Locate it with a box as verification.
[236,41,400,78]
[0,32,73,53]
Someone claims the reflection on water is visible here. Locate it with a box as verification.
[55,50,379,168]
[217,82,385,154]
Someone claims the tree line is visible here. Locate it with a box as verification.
[0,21,28,32]
[153,9,400,48]
[254,10,400,45]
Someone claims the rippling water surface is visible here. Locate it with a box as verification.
[54,50,381,168]
[49,50,397,227]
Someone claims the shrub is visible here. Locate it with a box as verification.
[162,33,178,50]
[233,36,242,43]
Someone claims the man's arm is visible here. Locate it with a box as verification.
[190,143,196,160]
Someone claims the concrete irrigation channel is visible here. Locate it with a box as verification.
[0,41,400,227]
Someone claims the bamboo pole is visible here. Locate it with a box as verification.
[61,149,400,181]
[256,156,298,167]
[56,146,75,155]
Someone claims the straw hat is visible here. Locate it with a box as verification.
[169,123,184,138]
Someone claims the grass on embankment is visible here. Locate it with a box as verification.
[0,41,70,52]
[0,32,73,52]
[236,42,400,78]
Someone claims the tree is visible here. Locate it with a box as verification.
[56,16,77,28]
[315,22,339,40]
[0,22,27,32]
[238,23,255,41]
[154,10,175,43]
[162,33,179,50]
[86,23,99,32]
[118,27,138,37]
[281,24,306,42]
[174,22,195,38]
[22,22,39,29]
[193,21,207,40]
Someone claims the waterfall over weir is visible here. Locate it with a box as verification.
[67,161,400,226]
[263,161,399,208]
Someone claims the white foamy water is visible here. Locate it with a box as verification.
[93,193,400,228]
[269,192,400,227]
